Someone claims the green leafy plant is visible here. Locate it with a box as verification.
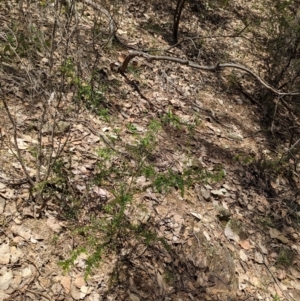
[255,216,275,229]
[272,294,281,301]
[143,18,166,35]
[126,122,138,134]
[162,108,182,129]
[58,117,226,277]
[126,119,161,156]
[60,59,109,118]
[234,153,255,165]
[276,247,294,267]
[127,64,140,77]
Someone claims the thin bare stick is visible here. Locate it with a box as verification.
[263,256,295,301]
[1,99,34,187]
[118,51,300,96]
[167,23,250,51]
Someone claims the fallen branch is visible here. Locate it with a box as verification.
[118,51,300,97]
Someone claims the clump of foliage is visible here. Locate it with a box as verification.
[58,118,225,277]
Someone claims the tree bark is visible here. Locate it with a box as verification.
[173,0,187,43]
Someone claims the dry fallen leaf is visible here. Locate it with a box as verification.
[129,292,140,301]
[203,230,211,241]
[276,269,286,280]
[239,240,251,250]
[156,271,166,296]
[224,221,240,242]
[11,138,29,150]
[61,276,71,294]
[0,197,5,214]
[190,212,202,220]
[0,267,13,290]
[290,280,300,290]
[0,242,10,265]
[239,249,248,262]
[254,252,264,264]
[10,246,23,264]
[259,243,268,255]
[211,188,227,197]
[11,225,32,241]
[269,228,289,244]
[86,293,101,301]
[289,267,300,279]
[74,276,85,289]
[70,284,86,300]
[47,216,64,233]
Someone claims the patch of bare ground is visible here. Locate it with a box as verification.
[1,0,300,300]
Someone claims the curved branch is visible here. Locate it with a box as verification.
[118,51,300,96]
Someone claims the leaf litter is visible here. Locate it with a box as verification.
[0,0,300,300]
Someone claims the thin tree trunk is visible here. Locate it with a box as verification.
[173,0,187,43]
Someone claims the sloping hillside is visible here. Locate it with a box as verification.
[1,1,300,300]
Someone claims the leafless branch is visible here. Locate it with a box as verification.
[118,51,300,97]
[1,99,35,187]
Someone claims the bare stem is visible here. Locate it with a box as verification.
[2,99,35,187]
[118,51,300,97]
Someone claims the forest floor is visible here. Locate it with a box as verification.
[0,0,300,300]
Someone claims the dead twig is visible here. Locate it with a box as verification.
[1,99,35,187]
[118,51,300,97]
[263,256,295,301]
[25,289,52,301]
